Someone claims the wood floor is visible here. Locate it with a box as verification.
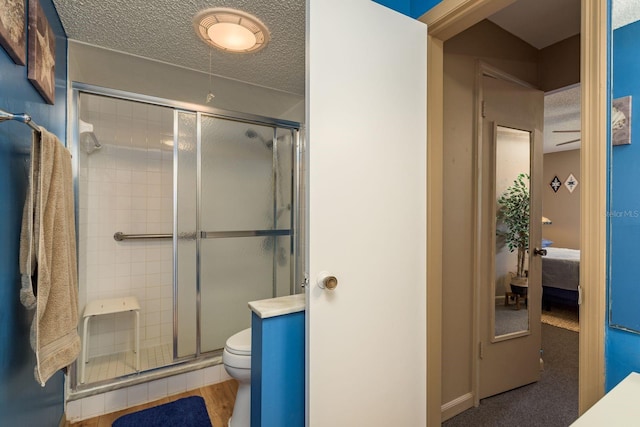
[70,380,238,427]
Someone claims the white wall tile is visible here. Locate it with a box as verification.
[115,312,135,330]
[146,274,163,287]
[146,324,160,340]
[221,366,233,381]
[116,170,132,184]
[146,311,161,326]
[66,399,82,421]
[115,263,131,277]
[146,247,162,261]
[131,210,147,223]
[203,365,222,386]
[131,262,146,276]
[131,197,147,210]
[167,373,187,395]
[132,171,147,183]
[145,297,162,313]
[186,370,204,390]
[147,197,161,211]
[148,378,168,401]
[81,393,105,419]
[127,382,149,407]
[104,389,128,413]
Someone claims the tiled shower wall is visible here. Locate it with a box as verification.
[78,95,174,359]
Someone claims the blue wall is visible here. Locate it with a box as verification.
[373,0,442,18]
[607,20,640,391]
[0,0,67,425]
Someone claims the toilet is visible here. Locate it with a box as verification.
[223,328,252,427]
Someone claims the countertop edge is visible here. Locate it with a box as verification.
[249,293,306,319]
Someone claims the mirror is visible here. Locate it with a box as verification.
[493,125,531,338]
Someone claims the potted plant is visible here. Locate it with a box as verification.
[497,173,530,290]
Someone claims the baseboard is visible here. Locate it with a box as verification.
[59,413,70,427]
[441,392,474,422]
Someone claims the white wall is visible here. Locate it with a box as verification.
[69,41,305,124]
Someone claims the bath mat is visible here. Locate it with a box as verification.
[112,396,212,427]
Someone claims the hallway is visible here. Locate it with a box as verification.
[443,324,578,427]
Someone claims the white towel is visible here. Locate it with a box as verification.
[19,127,80,386]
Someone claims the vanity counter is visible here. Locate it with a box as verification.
[249,293,305,319]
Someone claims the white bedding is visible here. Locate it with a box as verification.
[542,247,580,291]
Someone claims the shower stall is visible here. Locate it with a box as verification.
[73,86,302,388]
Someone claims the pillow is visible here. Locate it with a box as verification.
[541,238,553,248]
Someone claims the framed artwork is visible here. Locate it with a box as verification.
[550,176,561,193]
[564,173,578,193]
[0,0,26,65]
[612,96,631,146]
[27,0,55,104]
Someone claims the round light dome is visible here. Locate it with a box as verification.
[207,23,257,51]
[194,8,270,54]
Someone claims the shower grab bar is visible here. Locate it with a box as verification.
[114,232,172,241]
[0,108,41,132]
[114,229,291,242]
[201,229,291,238]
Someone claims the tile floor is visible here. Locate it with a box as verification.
[84,343,173,384]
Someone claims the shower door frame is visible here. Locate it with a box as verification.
[70,83,303,393]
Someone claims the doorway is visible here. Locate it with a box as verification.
[421,0,607,424]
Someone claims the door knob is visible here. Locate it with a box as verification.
[533,248,547,256]
[317,271,338,290]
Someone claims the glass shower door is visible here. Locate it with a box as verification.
[199,116,292,353]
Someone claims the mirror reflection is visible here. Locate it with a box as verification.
[494,126,531,337]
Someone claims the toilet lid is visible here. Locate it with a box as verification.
[225,328,251,356]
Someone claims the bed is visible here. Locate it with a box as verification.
[542,247,580,310]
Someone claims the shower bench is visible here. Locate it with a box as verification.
[80,296,140,384]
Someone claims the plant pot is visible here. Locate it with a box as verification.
[510,276,528,296]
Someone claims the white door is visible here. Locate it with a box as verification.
[478,66,544,399]
[306,1,427,425]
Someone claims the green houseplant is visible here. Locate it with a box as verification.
[497,173,530,281]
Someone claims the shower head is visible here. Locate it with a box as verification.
[245,129,259,139]
[245,128,273,149]
[79,119,102,154]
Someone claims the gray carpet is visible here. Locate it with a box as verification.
[443,324,578,427]
[495,304,529,336]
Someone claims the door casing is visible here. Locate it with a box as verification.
[421,0,607,424]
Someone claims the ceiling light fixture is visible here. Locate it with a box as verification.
[194,8,270,54]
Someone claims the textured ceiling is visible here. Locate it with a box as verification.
[488,0,580,49]
[613,0,640,29]
[52,0,305,95]
[544,85,581,154]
